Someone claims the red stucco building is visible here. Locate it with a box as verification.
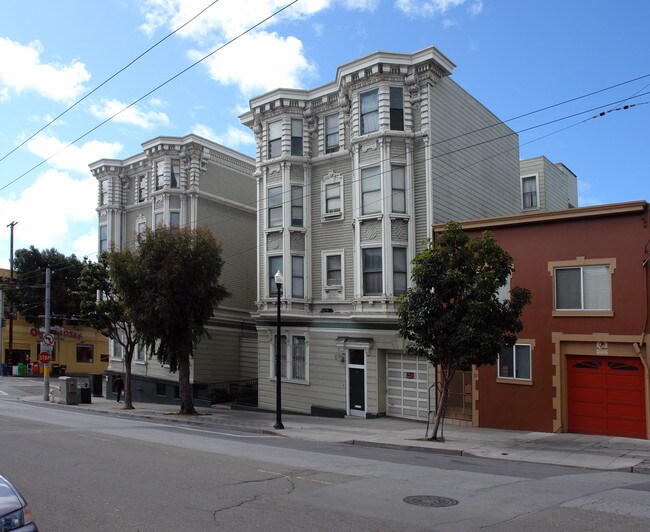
[448,201,650,439]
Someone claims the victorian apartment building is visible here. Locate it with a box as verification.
[239,46,574,420]
[90,135,257,403]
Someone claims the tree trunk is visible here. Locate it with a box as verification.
[429,367,455,441]
[178,353,197,415]
[123,350,135,410]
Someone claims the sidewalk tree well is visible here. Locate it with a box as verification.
[109,227,229,415]
[75,253,139,409]
[397,221,531,441]
[4,246,83,327]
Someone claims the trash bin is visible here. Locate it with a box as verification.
[51,363,60,377]
[1,364,7,376]
[17,363,25,376]
[60,365,67,377]
[79,386,91,404]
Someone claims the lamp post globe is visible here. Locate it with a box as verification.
[274,270,284,430]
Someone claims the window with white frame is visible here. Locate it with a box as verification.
[171,159,180,189]
[325,114,339,153]
[291,119,303,156]
[291,186,303,227]
[100,180,108,206]
[555,265,611,310]
[361,166,381,215]
[325,253,342,286]
[137,175,146,202]
[269,256,282,297]
[169,211,180,229]
[268,120,282,159]
[498,344,531,380]
[363,247,382,295]
[360,89,378,134]
[390,87,404,131]
[155,161,165,190]
[391,165,406,213]
[272,334,307,382]
[154,212,164,229]
[325,183,341,214]
[292,255,304,298]
[268,186,283,228]
[393,247,407,296]
[99,225,108,253]
[521,175,538,209]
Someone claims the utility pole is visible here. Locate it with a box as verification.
[43,268,51,401]
[6,221,17,370]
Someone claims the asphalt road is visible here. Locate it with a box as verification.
[1,381,650,531]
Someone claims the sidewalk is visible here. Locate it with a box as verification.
[21,392,650,474]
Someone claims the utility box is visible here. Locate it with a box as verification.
[59,377,79,405]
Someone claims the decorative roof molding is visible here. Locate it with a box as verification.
[436,201,649,232]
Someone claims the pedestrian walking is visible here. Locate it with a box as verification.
[112,376,124,403]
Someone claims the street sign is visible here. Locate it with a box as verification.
[43,333,55,346]
[39,352,50,364]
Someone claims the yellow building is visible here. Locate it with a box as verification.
[1,268,109,376]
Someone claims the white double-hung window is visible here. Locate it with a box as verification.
[361,166,381,215]
[360,89,378,134]
[272,334,308,382]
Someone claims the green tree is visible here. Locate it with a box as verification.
[109,227,229,415]
[5,246,82,327]
[75,253,140,409]
[397,221,531,441]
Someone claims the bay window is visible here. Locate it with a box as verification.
[360,89,378,134]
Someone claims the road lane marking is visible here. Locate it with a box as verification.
[258,469,334,485]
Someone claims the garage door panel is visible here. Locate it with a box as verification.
[386,352,431,421]
[568,355,646,439]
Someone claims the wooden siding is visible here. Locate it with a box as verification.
[310,158,355,299]
[199,162,255,206]
[428,78,520,223]
[197,198,256,312]
[412,137,429,251]
[192,326,241,382]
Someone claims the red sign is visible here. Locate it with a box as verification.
[39,352,50,364]
[405,372,415,380]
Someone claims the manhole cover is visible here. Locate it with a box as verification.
[403,495,459,507]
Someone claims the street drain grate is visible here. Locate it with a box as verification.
[403,495,459,507]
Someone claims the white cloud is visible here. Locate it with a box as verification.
[24,135,123,175]
[88,98,170,129]
[141,0,331,41]
[468,1,483,16]
[0,170,99,266]
[395,0,471,17]
[0,37,90,102]
[190,31,315,94]
[193,123,255,149]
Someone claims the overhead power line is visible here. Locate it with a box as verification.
[0,0,222,166]
[0,0,300,194]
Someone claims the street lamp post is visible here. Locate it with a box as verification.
[274,270,284,430]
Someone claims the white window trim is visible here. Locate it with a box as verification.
[361,245,383,297]
[321,171,344,220]
[322,250,345,298]
[521,173,539,210]
[269,331,309,384]
[267,185,283,229]
[360,164,382,217]
[325,113,340,154]
[497,342,534,385]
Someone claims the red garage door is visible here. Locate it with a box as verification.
[567,356,646,439]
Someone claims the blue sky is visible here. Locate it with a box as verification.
[1,0,648,269]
